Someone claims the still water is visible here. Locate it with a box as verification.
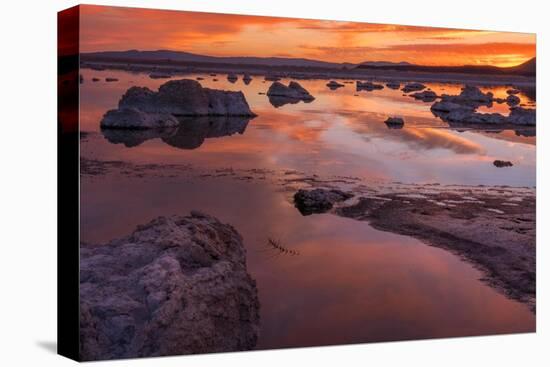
[79,68,535,348]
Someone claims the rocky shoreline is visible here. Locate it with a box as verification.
[292,185,536,313]
[80,211,260,360]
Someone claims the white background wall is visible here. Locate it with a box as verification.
[0,0,547,365]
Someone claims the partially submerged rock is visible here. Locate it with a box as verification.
[79,212,260,360]
[440,85,493,108]
[227,73,238,83]
[385,116,405,129]
[386,81,400,89]
[243,74,252,85]
[402,82,426,93]
[326,80,344,89]
[100,107,179,129]
[430,85,535,126]
[507,88,520,95]
[494,160,513,168]
[410,90,437,102]
[92,77,100,82]
[294,188,353,215]
[101,79,256,129]
[267,81,314,101]
[264,75,281,82]
[356,81,384,91]
[506,94,521,106]
[507,106,536,125]
[105,77,119,82]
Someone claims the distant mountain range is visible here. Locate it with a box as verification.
[81,50,535,76]
[356,57,536,76]
[82,49,348,69]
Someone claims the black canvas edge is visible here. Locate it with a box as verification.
[57,4,81,362]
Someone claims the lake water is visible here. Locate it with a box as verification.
[79,68,535,348]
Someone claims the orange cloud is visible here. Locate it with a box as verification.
[79,5,536,67]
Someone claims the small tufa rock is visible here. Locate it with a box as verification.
[294,188,353,215]
[356,81,384,91]
[326,80,345,89]
[506,94,521,106]
[494,160,513,168]
[507,106,536,126]
[402,82,426,93]
[386,81,401,89]
[267,81,315,102]
[410,90,437,102]
[384,117,405,129]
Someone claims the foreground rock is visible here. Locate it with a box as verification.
[80,212,260,360]
[356,81,384,91]
[294,188,353,215]
[385,116,405,129]
[494,160,513,168]
[101,79,256,129]
[267,81,314,107]
[402,82,426,93]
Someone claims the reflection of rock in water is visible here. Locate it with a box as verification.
[79,212,260,361]
[101,116,251,149]
[162,116,250,149]
[268,95,314,108]
[101,127,178,147]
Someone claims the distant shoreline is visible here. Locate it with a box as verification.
[80,58,536,88]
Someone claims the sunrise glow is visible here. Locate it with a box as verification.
[80,5,535,67]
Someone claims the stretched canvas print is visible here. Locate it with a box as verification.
[58,4,536,361]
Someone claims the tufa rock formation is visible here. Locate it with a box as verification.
[79,212,260,361]
[100,79,256,129]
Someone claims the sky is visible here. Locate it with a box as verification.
[80,5,536,67]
